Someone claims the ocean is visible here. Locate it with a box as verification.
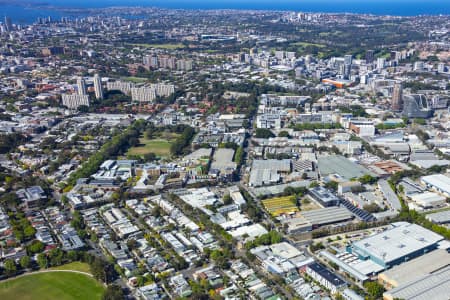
[1,0,449,24]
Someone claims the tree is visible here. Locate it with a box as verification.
[278,131,290,138]
[37,253,48,269]
[364,281,385,300]
[90,257,115,284]
[20,255,31,269]
[255,128,275,139]
[127,239,138,250]
[49,248,64,266]
[4,259,17,276]
[91,258,107,283]
[102,285,124,300]
[28,240,44,254]
[223,194,232,205]
[24,225,36,239]
[144,152,157,162]
[67,250,79,262]
[358,174,377,184]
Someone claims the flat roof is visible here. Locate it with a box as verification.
[270,242,302,260]
[352,222,444,265]
[378,179,402,211]
[426,210,450,224]
[320,251,369,282]
[301,207,353,225]
[252,159,291,172]
[379,249,450,288]
[384,266,450,300]
[210,148,236,171]
[309,186,340,204]
[307,262,347,287]
[422,174,450,194]
[411,192,446,204]
[318,155,375,180]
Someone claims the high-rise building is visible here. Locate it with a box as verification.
[62,94,89,110]
[41,46,65,56]
[176,59,193,71]
[107,81,135,95]
[392,82,403,111]
[4,16,12,32]
[377,57,386,70]
[365,50,374,64]
[344,54,353,66]
[150,84,175,97]
[402,94,433,118]
[414,61,424,71]
[131,87,156,102]
[343,63,351,79]
[93,74,104,100]
[77,77,87,96]
[143,55,159,68]
[159,56,176,69]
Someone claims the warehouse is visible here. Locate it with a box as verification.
[378,180,402,211]
[425,210,450,224]
[209,148,237,179]
[421,174,450,197]
[378,249,450,289]
[383,266,450,300]
[300,207,354,227]
[348,222,444,269]
[409,192,446,209]
[249,159,291,187]
[317,155,375,181]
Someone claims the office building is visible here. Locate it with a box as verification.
[77,77,87,96]
[401,94,433,118]
[377,57,385,70]
[344,54,353,65]
[4,16,12,32]
[93,74,104,100]
[391,82,403,111]
[365,50,374,64]
[308,186,341,207]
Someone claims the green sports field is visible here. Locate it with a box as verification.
[0,271,105,300]
[128,43,185,49]
[127,138,172,157]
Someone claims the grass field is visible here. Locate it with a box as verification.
[122,76,147,83]
[291,42,325,48]
[0,272,104,300]
[128,43,185,49]
[49,262,91,273]
[262,196,299,216]
[127,136,173,157]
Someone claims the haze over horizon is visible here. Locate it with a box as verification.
[3,0,450,15]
